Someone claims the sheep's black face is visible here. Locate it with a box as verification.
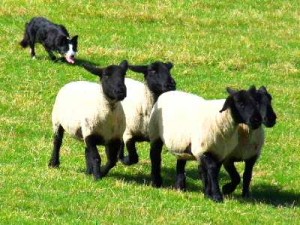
[146,62,176,97]
[128,61,176,98]
[83,60,128,102]
[102,65,128,101]
[220,88,262,129]
[253,87,277,128]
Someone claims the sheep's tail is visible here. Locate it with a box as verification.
[20,23,29,48]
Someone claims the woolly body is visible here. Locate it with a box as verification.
[149,91,239,161]
[121,78,155,142]
[52,81,126,142]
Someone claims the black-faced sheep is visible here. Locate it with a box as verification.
[48,60,128,180]
[118,61,176,165]
[222,86,277,197]
[148,87,262,202]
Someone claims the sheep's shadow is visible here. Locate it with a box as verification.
[234,184,299,208]
[110,165,299,208]
[109,164,210,194]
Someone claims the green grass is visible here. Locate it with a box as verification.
[0,0,299,224]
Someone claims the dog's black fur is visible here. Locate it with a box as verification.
[20,17,78,63]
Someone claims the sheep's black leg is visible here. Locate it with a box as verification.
[100,139,122,177]
[150,139,163,187]
[200,162,211,196]
[85,135,102,180]
[118,141,125,160]
[175,159,187,191]
[85,147,92,175]
[222,160,241,195]
[120,139,139,165]
[49,125,64,167]
[242,155,258,198]
[201,153,223,202]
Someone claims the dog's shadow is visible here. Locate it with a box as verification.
[55,57,99,67]
[73,58,99,67]
[53,57,99,67]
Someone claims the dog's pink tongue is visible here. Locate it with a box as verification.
[66,56,75,64]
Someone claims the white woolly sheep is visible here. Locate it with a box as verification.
[148,87,262,202]
[118,61,176,165]
[48,60,128,180]
[222,86,277,197]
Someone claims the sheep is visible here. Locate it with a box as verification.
[48,60,128,180]
[148,87,262,202]
[118,61,176,165]
[222,86,277,197]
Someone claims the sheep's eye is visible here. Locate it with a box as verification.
[102,74,110,79]
[149,70,156,76]
[239,102,245,108]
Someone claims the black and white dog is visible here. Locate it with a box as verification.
[20,17,78,64]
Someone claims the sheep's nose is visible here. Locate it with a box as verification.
[165,80,176,90]
[264,114,277,127]
[117,87,126,95]
[250,115,262,129]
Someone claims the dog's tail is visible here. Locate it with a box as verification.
[20,23,29,48]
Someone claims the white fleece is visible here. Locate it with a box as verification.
[121,78,156,142]
[149,91,240,161]
[52,81,126,142]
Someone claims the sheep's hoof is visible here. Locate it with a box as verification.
[222,183,236,195]
[93,174,102,181]
[152,176,162,188]
[175,174,186,191]
[212,194,224,203]
[120,156,139,166]
[48,161,60,168]
[242,191,251,198]
[86,168,93,175]
[207,193,223,203]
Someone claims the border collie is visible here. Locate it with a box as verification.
[20,17,78,64]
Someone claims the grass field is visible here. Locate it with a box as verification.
[0,0,299,224]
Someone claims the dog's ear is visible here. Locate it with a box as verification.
[71,35,78,44]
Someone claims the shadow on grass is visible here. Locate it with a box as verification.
[235,184,299,208]
[78,160,298,207]
[54,57,99,67]
[109,165,206,194]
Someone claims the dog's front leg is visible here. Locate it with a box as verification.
[46,50,56,60]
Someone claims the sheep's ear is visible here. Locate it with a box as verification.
[226,87,238,95]
[165,62,173,70]
[83,64,103,78]
[219,96,233,113]
[128,64,148,74]
[248,85,257,96]
[258,86,267,93]
[248,85,256,91]
[119,60,128,71]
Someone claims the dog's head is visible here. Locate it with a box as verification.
[57,35,78,64]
